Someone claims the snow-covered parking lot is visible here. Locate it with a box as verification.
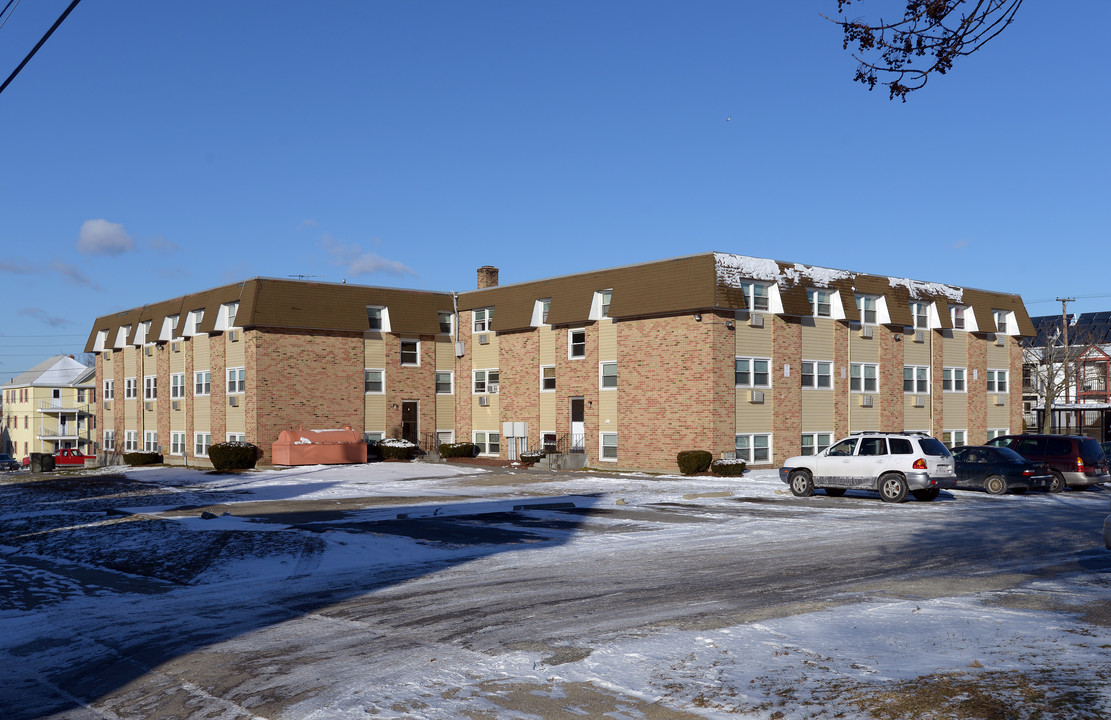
[1,462,1109,719]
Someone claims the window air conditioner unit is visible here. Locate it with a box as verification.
[145,401,153,411]
[861,326,874,339]
[479,396,490,407]
[229,330,239,342]
[994,395,1005,406]
[145,346,153,356]
[171,341,180,352]
[172,400,181,411]
[914,331,925,343]
[488,383,499,394]
[995,335,1006,347]
[750,390,765,404]
[478,334,489,345]
[749,314,764,328]
[104,401,112,411]
[914,396,925,408]
[228,396,239,407]
[860,395,874,408]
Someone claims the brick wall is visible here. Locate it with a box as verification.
[772,315,802,466]
[967,333,988,438]
[498,331,541,449]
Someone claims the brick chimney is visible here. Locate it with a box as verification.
[477,265,499,289]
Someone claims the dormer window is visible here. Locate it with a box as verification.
[807,289,832,318]
[115,325,132,348]
[222,301,239,330]
[993,310,1010,334]
[366,306,390,332]
[532,299,552,327]
[950,305,966,330]
[184,309,204,336]
[94,329,108,352]
[740,282,770,312]
[134,321,151,345]
[856,295,878,325]
[438,311,453,335]
[474,307,493,333]
[600,290,612,318]
[909,302,929,329]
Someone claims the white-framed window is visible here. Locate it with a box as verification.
[170,432,186,456]
[124,430,138,452]
[735,357,771,388]
[987,369,1008,393]
[735,433,771,463]
[144,431,158,453]
[103,430,115,451]
[600,433,618,461]
[474,369,500,394]
[364,431,384,444]
[993,310,1009,334]
[943,367,966,392]
[739,282,770,312]
[540,298,551,324]
[438,311,453,335]
[850,363,879,393]
[143,375,157,401]
[599,289,612,319]
[600,362,617,390]
[950,305,967,330]
[435,371,453,395]
[170,373,186,399]
[473,307,494,333]
[194,370,211,396]
[801,432,833,456]
[540,365,556,391]
[400,339,420,366]
[194,432,212,457]
[103,379,114,401]
[942,430,966,449]
[124,377,137,399]
[227,367,245,394]
[366,306,387,332]
[473,430,500,455]
[987,428,1008,440]
[569,329,586,359]
[909,302,929,329]
[183,309,204,336]
[221,301,239,330]
[801,361,832,389]
[364,369,384,394]
[903,365,929,394]
[807,289,832,318]
[226,432,246,443]
[856,295,878,325]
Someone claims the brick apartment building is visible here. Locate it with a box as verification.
[84,252,1033,472]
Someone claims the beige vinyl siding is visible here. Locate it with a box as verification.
[942,330,968,366]
[434,338,454,371]
[598,319,617,430]
[734,322,772,357]
[943,392,969,429]
[902,331,932,365]
[538,327,556,433]
[471,331,500,419]
[364,335,386,435]
[847,332,880,363]
[191,335,212,434]
[801,390,834,431]
[736,395,773,434]
[800,321,836,430]
[539,328,556,366]
[800,317,834,358]
[735,320,773,433]
[903,399,931,427]
[598,319,617,361]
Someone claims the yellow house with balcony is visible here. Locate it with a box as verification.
[2,355,96,462]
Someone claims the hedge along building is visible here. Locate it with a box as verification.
[85,252,1034,471]
[84,279,457,466]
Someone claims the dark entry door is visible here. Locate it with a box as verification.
[401,401,419,444]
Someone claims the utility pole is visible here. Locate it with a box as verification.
[1058,297,1075,429]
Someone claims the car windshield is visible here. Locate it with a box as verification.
[918,438,951,457]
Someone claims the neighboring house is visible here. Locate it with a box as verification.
[1024,312,1111,438]
[84,253,1032,472]
[1,355,97,462]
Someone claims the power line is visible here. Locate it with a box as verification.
[0,0,84,98]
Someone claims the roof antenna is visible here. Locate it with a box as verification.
[288,274,322,280]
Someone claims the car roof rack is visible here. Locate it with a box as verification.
[848,430,930,436]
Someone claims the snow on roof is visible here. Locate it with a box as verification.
[714,252,965,301]
[2,355,93,389]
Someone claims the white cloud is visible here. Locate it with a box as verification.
[149,236,179,254]
[52,260,101,290]
[321,235,415,277]
[19,307,71,328]
[77,219,135,255]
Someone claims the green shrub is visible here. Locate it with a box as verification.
[439,442,478,459]
[380,438,418,461]
[208,442,260,471]
[711,458,747,476]
[123,452,163,466]
[676,450,713,475]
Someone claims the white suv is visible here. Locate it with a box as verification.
[779,432,957,503]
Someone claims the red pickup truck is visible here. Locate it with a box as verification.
[22,448,96,467]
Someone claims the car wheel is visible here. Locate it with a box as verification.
[789,470,814,497]
[879,473,908,503]
[911,488,940,501]
[1048,471,1066,493]
[824,488,846,497]
[985,475,1008,495]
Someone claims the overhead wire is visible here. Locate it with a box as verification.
[0,0,84,98]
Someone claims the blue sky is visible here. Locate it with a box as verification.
[1,1,1108,379]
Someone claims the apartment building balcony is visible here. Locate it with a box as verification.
[37,401,94,416]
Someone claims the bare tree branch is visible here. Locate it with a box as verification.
[828,1,1023,100]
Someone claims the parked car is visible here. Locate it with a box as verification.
[1102,441,1111,460]
[0,453,20,471]
[779,431,956,503]
[20,448,96,468]
[1104,500,1111,550]
[985,434,1109,492]
[950,445,1053,495]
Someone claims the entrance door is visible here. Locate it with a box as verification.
[401,401,419,444]
[570,397,585,452]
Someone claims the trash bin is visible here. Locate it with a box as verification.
[30,452,50,473]
[42,453,56,471]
